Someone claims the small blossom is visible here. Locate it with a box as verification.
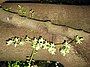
[47,61,51,63]
[63,41,71,49]
[35,44,41,50]
[6,40,14,45]
[32,38,40,50]
[19,41,25,46]
[42,41,50,49]
[48,47,56,55]
[60,41,71,56]
[51,43,55,48]
[47,42,56,54]
[39,37,45,44]
[32,38,38,45]
[25,36,31,41]
[75,35,84,44]
[32,42,40,50]
[55,62,59,66]
[14,43,18,47]
[60,49,65,56]
[56,66,59,67]
[60,48,70,56]
[14,37,20,43]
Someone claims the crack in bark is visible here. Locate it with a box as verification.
[1,6,90,34]
[51,23,90,34]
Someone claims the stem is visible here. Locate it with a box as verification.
[55,43,64,46]
[29,48,36,67]
[55,38,75,46]
[68,39,75,44]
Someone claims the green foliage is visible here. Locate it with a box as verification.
[8,61,20,67]
[7,60,64,67]
[8,61,31,67]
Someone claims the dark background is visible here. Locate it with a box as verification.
[4,0,90,5]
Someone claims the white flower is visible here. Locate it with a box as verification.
[39,38,45,44]
[38,37,45,48]
[19,41,25,46]
[39,42,45,48]
[25,36,31,41]
[14,43,18,47]
[14,37,20,43]
[51,43,55,48]
[76,40,81,44]
[6,40,14,45]
[48,47,56,55]
[42,41,50,49]
[32,42,40,50]
[60,41,71,56]
[75,35,84,44]
[64,41,71,49]
[60,49,66,56]
[47,61,51,63]
[35,44,41,50]
[56,66,59,67]
[47,42,56,54]
[60,48,70,56]
[55,62,59,66]
[32,38,38,45]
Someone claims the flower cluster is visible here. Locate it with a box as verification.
[6,37,25,47]
[75,35,84,44]
[32,37,56,55]
[6,36,56,55]
[6,35,84,56]
[60,41,71,56]
[6,36,31,47]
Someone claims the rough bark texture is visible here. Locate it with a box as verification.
[1,3,90,32]
[0,3,90,67]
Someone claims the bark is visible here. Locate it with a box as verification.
[1,3,90,32]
